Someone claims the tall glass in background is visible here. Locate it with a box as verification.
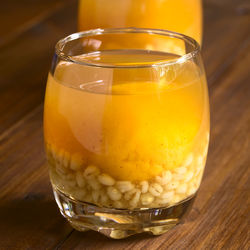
[78,0,203,44]
[44,28,209,238]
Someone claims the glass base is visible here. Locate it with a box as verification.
[53,187,195,239]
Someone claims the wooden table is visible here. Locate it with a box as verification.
[0,0,249,249]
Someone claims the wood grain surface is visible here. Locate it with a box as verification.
[0,0,249,249]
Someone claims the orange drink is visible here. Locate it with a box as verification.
[45,51,209,182]
[44,29,209,238]
[78,0,202,44]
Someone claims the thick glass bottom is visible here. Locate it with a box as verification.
[53,187,195,239]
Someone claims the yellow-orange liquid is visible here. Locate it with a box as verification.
[44,50,209,182]
[78,0,202,44]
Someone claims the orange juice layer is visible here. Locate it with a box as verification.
[78,0,202,44]
[44,50,209,181]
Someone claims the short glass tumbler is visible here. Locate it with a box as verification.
[44,28,210,239]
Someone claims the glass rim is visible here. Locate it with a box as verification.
[55,27,200,69]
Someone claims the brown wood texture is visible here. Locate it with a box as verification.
[0,0,249,249]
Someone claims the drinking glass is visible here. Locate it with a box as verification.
[78,0,203,44]
[44,28,209,239]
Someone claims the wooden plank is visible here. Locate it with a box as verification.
[0,1,77,135]
[0,3,77,247]
[0,106,74,249]
[203,0,250,84]
[0,0,73,48]
[205,0,250,7]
